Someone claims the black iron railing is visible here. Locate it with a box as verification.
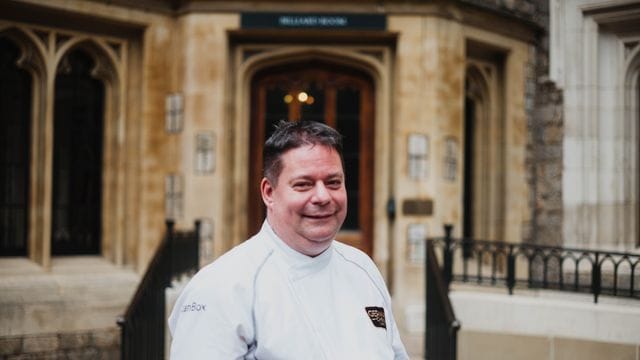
[429,225,640,303]
[117,220,201,360]
[425,235,460,360]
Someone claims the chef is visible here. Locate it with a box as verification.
[169,120,408,359]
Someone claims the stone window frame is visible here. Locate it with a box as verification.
[0,21,128,268]
[227,38,395,272]
[624,42,640,248]
[578,2,640,250]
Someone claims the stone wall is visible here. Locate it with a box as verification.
[460,0,538,22]
[460,0,564,247]
[0,328,119,360]
[521,0,565,247]
[528,79,563,247]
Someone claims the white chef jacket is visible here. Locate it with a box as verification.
[169,221,409,359]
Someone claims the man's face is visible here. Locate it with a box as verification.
[261,144,347,256]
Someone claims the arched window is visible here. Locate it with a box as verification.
[51,48,105,255]
[0,37,32,256]
[0,23,128,267]
[625,46,640,248]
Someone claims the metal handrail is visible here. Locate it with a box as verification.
[117,220,200,360]
[425,234,460,360]
[429,226,640,303]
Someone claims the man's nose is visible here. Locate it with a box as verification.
[311,182,331,204]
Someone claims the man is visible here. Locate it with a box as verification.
[169,120,408,359]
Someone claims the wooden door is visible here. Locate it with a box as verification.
[249,63,374,256]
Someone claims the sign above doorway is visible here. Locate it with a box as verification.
[241,12,387,31]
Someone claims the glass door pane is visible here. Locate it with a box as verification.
[336,87,361,231]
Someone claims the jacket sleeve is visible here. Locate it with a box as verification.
[389,306,410,360]
[376,276,409,360]
[366,257,410,360]
[354,251,410,360]
[168,265,255,360]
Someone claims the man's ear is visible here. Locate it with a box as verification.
[260,177,274,208]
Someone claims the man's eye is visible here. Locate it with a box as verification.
[327,180,342,188]
[293,182,312,190]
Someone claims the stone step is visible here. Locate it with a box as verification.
[0,257,140,337]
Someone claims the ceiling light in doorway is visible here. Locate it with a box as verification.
[297,91,308,102]
[284,94,293,104]
[305,96,315,105]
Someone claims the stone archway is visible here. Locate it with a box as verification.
[248,60,375,256]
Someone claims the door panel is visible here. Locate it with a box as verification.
[249,64,374,256]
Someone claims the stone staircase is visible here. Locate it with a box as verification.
[0,257,139,358]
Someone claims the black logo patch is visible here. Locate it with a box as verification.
[365,306,386,329]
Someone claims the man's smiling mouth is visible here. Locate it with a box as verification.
[304,213,334,219]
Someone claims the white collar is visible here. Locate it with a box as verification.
[261,221,333,280]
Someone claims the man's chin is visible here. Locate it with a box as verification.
[304,232,337,244]
[309,237,334,245]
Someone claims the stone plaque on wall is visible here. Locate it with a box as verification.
[407,223,427,263]
[402,199,433,216]
[408,133,429,180]
[444,137,458,181]
[165,173,183,220]
[198,218,214,267]
[195,132,215,174]
[165,93,183,133]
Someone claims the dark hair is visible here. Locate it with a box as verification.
[263,120,344,184]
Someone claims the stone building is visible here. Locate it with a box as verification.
[550,0,639,252]
[0,0,638,358]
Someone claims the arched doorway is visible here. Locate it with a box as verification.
[248,61,374,256]
[463,93,476,240]
[51,48,104,255]
[463,60,505,242]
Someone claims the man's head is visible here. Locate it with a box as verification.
[263,120,344,185]
[261,120,347,256]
